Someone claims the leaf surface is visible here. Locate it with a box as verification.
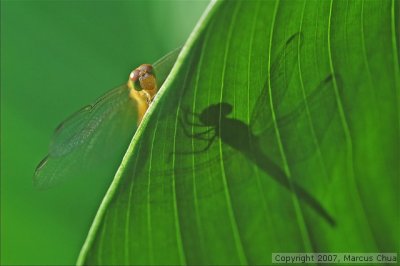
[78,0,399,264]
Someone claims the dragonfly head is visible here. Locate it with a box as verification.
[128,64,157,92]
[199,103,232,126]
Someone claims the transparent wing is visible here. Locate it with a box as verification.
[170,33,305,179]
[152,46,182,85]
[34,84,138,188]
[255,75,337,165]
[247,30,338,164]
[33,47,181,189]
[175,77,338,177]
[250,32,303,134]
[49,85,132,157]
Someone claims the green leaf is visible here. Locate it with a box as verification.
[78,0,399,264]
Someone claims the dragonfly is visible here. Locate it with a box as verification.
[174,33,338,225]
[178,75,336,225]
[176,76,337,175]
[33,48,180,189]
[178,32,338,167]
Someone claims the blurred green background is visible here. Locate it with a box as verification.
[1,1,208,264]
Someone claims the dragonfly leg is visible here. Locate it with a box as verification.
[179,114,211,138]
[180,107,217,143]
[196,134,217,152]
[181,105,201,117]
[180,119,215,141]
[192,128,214,139]
[180,106,206,127]
[167,132,217,162]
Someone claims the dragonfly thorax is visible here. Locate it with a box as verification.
[199,103,232,126]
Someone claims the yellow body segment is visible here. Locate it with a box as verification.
[128,88,149,125]
[127,64,158,124]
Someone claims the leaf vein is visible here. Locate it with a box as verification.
[266,0,312,252]
[218,1,248,264]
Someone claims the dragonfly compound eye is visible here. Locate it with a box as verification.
[129,64,156,92]
[138,64,154,74]
[129,69,143,91]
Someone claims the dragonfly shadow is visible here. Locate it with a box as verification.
[180,102,336,227]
